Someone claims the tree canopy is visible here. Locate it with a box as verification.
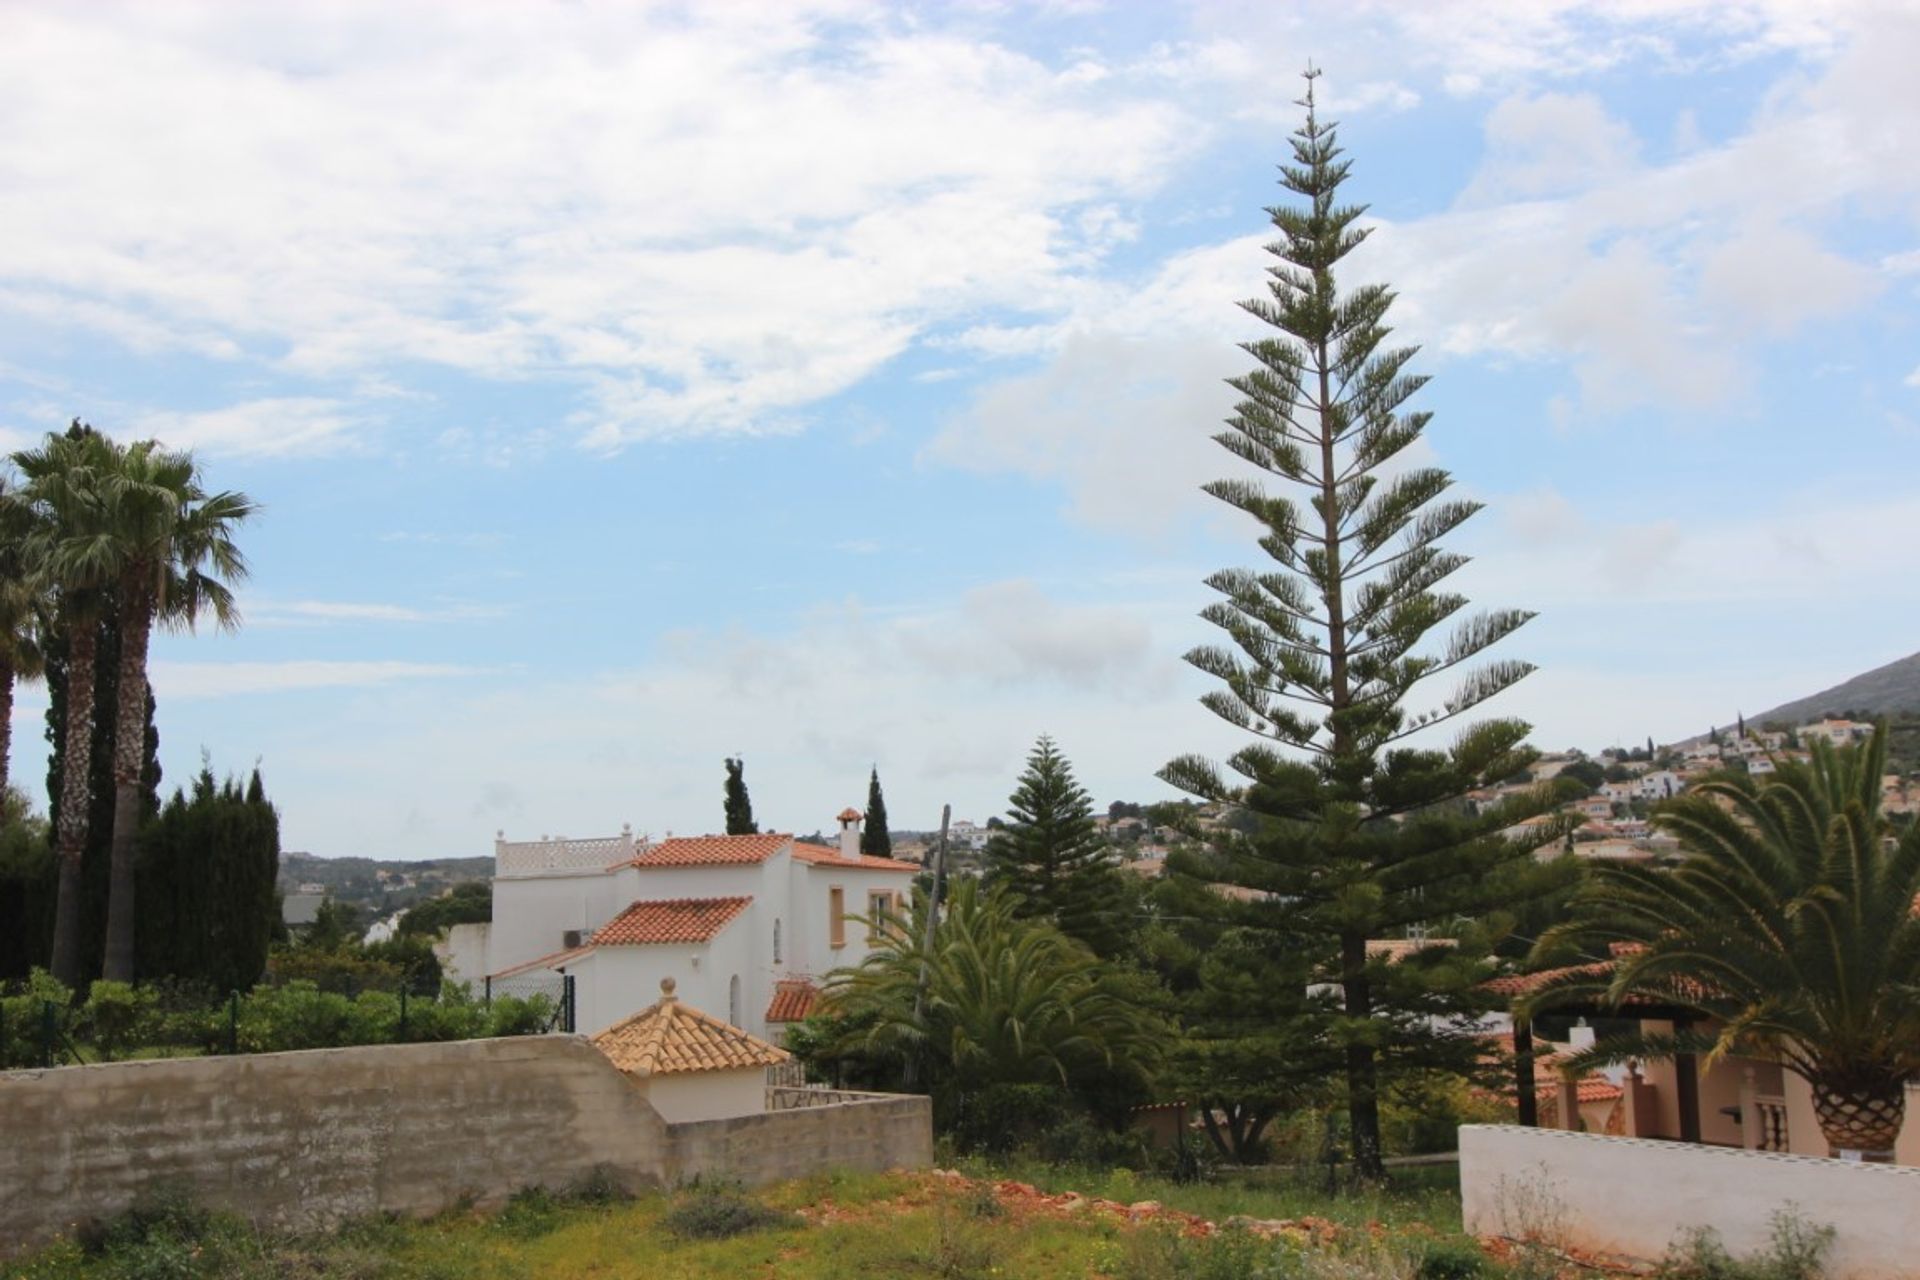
[1159,71,1573,1177]
[984,735,1129,958]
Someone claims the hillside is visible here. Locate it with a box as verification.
[1746,650,1920,727]
[277,850,493,918]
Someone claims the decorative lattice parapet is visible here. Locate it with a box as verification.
[495,825,643,877]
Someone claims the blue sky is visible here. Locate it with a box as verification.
[3,1,1918,859]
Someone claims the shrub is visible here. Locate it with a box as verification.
[1417,1240,1485,1280]
[943,1081,1070,1154]
[1657,1209,1834,1280]
[79,981,158,1061]
[660,1185,792,1240]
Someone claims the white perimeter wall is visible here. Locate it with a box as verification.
[1461,1125,1920,1279]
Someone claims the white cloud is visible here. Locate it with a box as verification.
[1698,222,1882,337]
[133,398,366,458]
[1463,92,1640,203]
[249,601,503,626]
[140,578,1224,855]
[0,3,1195,444]
[149,660,490,699]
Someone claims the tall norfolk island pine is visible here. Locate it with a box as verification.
[1161,73,1572,1179]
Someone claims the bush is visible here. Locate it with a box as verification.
[660,1185,792,1240]
[78,981,159,1061]
[1657,1209,1834,1280]
[1417,1240,1485,1280]
[0,969,74,1068]
[943,1081,1071,1154]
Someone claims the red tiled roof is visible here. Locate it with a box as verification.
[1566,1077,1624,1104]
[594,896,751,945]
[489,943,594,981]
[791,844,921,872]
[632,833,791,867]
[593,981,790,1076]
[837,807,862,821]
[1477,1031,1623,1105]
[766,978,819,1023]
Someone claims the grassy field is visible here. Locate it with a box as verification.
[0,1164,1486,1280]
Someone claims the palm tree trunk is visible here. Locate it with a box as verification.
[101,590,154,983]
[0,658,13,798]
[49,619,98,988]
[1813,1076,1907,1162]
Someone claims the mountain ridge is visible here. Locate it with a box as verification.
[1743,651,1920,728]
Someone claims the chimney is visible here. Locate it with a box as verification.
[837,807,863,861]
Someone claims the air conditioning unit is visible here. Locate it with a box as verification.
[562,929,584,949]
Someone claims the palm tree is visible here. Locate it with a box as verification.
[93,441,254,982]
[10,424,122,986]
[1536,728,1920,1159]
[823,879,1162,1097]
[0,474,48,798]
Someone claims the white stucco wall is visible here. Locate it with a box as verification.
[489,870,625,973]
[642,1067,767,1123]
[438,922,492,988]
[789,861,915,979]
[1461,1125,1920,1279]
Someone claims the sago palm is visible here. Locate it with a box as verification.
[92,440,254,982]
[1536,728,1920,1158]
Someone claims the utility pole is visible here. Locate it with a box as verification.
[904,804,950,1092]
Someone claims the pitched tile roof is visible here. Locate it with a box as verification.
[593,896,751,945]
[631,832,792,867]
[791,844,921,872]
[488,943,594,980]
[765,978,819,1023]
[592,979,790,1077]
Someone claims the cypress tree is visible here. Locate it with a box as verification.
[723,756,758,835]
[1160,71,1573,1179]
[862,767,892,859]
[136,763,280,992]
[984,735,1128,957]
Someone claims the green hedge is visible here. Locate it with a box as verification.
[0,971,555,1067]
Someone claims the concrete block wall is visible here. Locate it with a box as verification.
[1461,1124,1920,1279]
[666,1094,933,1186]
[0,1037,931,1258]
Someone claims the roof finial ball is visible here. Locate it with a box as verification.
[660,976,677,999]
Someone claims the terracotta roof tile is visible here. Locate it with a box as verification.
[594,896,751,945]
[766,978,819,1023]
[592,980,790,1076]
[632,833,792,867]
[837,807,862,821]
[488,943,594,981]
[791,844,921,872]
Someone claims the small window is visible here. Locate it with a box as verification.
[773,918,782,965]
[829,887,846,948]
[866,891,896,942]
[729,975,741,1027]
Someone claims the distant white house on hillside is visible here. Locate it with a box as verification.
[1798,718,1872,748]
[441,809,919,1041]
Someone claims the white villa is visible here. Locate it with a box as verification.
[442,808,920,1040]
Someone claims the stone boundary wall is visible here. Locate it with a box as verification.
[1460,1124,1920,1279]
[0,1036,932,1258]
